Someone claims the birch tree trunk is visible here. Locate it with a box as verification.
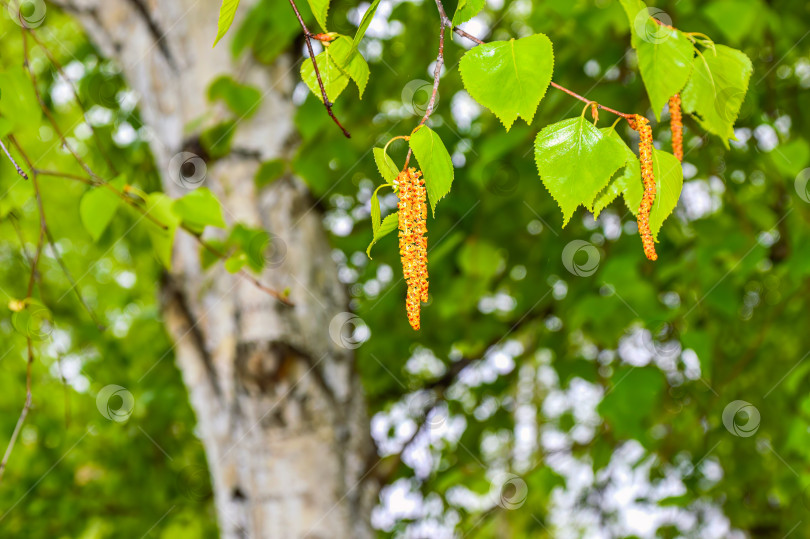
[51,1,375,536]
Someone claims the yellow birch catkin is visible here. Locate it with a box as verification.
[631,114,658,261]
[397,168,428,330]
[669,94,683,162]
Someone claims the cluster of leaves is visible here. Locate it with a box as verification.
[285,0,810,536]
[0,11,217,537]
[349,0,753,330]
[215,0,751,274]
[2,0,809,537]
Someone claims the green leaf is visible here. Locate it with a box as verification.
[534,117,627,226]
[634,23,695,120]
[592,129,642,218]
[409,126,454,216]
[353,0,381,50]
[224,253,248,273]
[306,0,330,32]
[172,188,227,233]
[366,213,398,258]
[144,193,181,269]
[771,139,810,178]
[0,117,12,137]
[200,239,225,270]
[230,0,303,64]
[214,0,242,47]
[617,0,647,25]
[703,0,762,44]
[599,366,664,441]
[200,121,237,159]
[452,0,486,25]
[681,45,753,146]
[373,147,399,184]
[11,300,52,341]
[649,148,684,240]
[459,34,554,130]
[370,184,391,233]
[255,159,287,189]
[0,67,40,131]
[327,36,370,98]
[227,224,269,273]
[79,176,126,242]
[207,76,263,118]
[300,47,350,103]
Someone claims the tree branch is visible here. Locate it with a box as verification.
[287,0,351,138]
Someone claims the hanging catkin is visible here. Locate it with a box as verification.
[631,114,658,261]
[669,94,683,162]
[397,168,428,330]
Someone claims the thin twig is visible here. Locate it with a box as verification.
[287,0,351,138]
[0,137,28,179]
[420,0,448,126]
[16,27,292,306]
[21,31,104,181]
[25,26,119,175]
[549,82,635,120]
[46,229,106,331]
[0,339,35,483]
[403,0,449,169]
[0,155,45,481]
[195,235,294,306]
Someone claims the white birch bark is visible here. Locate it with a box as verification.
[49,1,376,536]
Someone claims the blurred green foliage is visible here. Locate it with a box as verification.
[0,0,809,537]
[0,9,217,538]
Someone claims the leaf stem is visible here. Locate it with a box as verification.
[286,0,351,138]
